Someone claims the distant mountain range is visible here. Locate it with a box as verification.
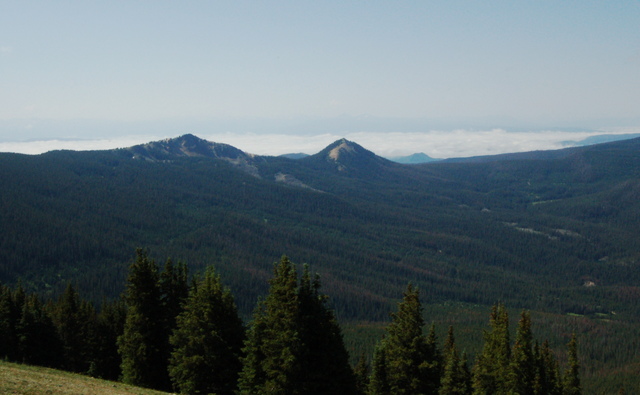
[387,152,439,164]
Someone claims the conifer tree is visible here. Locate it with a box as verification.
[440,348,469,395]
[158,258,188,385]
[439,327,471,395]
[509,310,535,394]
[238,256,357,394]
[93,298,127,380]
[50,283,98,373]
[17,294,62,367]
[0,285,17,361]
[169,266,245,395]
[472,303,511,395]
[369,342,391,395]
[370,283,441,395]
[117,249,167,390]
[563,333,581,395]
[533,340,562,395]
[354,353,371,395]
[296,265,357,394]
[238,256,302,394]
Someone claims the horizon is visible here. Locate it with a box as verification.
[1,128,638,160]
[1,2,639,157]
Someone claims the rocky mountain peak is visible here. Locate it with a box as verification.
[126,134,262,177]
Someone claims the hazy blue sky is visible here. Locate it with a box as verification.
[1,1,639,157]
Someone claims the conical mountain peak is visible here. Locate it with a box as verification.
[306,138,392,174]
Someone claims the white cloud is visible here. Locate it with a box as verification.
[0,130,637,158]
[0,135,163,155]
[0,46,12,55]
[207,130,625,159]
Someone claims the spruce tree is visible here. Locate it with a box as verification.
[169,266,245,395]
[370,283,441,395]
[296,265,358,394]
[439,326,470,395]
[93,298,127,380]
[509,310,535,395]
[17,294,62,367]
[563,333,581,395]
[472,303,511,395]
[117,249,167,390]
[158,258,189,386]
[51,283,98,373]
[354,352,371,395]
[238,256,357,394]
[0,285,17,361]
[238,256,302,394]
[533,340,562,395]
[440,347,466,395]
[369,342,391,395]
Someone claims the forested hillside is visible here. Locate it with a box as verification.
[1,134,640,391]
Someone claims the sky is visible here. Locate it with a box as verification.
[1,1,639,158]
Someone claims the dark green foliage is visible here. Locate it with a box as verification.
[370,283,441,394]
[1,134,635,390]
[439,348,471,395]
[117,249,167,390]
[533,340,562,395]
[158,258,189,387]
[509,311,535,394]
[439,327,471,395]
[0,285,18,361]
[238,256,357,395]
[50,284,97,373]
[92,298,127,380]
[564,333,581,395]
[17,294,62,367]
[296,265,358,394]
[369,343,391,395]
[472,303,511,394]
[169,266,245,395]
[238,256,301,394]
[354,353,371,395]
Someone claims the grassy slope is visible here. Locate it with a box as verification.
[0,361,168,395]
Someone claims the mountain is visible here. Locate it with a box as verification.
[126,133,264,177]
[2,135,640,390]
[562,132,640,147]
[388,152,439,164]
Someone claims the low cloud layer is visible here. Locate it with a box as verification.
[0,130,637,159]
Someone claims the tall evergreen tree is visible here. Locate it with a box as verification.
[472,303,511,395]
[238,256,357,395]
[509,310,535,395]
[533,340,562,395]
[296,265,357,394]
[117,249,167,390]
[158,258,189,386]
[369,342,391,395]
[93,298,127,381]
[238,256,302,394]
[354,352,371,395]
[0,285,18,361]
[370,283,441,395]
[50,283,98,373]
[169,266,245,395]
[563,333,581,395]
[17,294,62,368]
[439,327,471,395]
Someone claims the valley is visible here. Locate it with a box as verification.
[1,134,640,391]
